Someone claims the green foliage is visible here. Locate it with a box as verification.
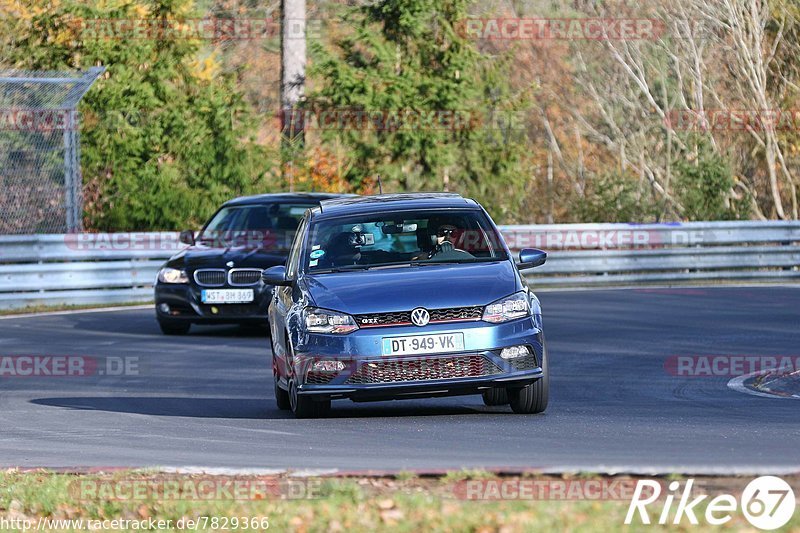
[576,173,659,223]
[674,147,749,221]
[306,0,534,220]
[1,0,274,231]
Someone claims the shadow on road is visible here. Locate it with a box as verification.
[30,396,508,419]
[31,397,281,419]
[71,315,270,338]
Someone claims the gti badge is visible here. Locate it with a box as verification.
[411,307,430,327]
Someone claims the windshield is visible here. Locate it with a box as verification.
[304,209,507,272]
[197,203,315,250]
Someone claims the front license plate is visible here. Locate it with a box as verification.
[201,289,254,304]
[382,333,465,356]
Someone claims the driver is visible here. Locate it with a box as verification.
[413,220,466,260]
[431,224,459,256]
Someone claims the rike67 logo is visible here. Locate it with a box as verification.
[626,476,795,530]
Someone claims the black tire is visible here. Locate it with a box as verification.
[274,378,291,410]
[158,319,191,335]
[481,387,509,406]
[289,378,331,419]
[270,337,291,410]
[508,344,549,414]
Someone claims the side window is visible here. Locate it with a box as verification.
[285,214,308,279]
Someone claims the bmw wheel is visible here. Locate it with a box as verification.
[157,318,191,335]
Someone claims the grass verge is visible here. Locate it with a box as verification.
[1,471,798,532]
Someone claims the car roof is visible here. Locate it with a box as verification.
[223,192,355,207]
[314,193,478,218]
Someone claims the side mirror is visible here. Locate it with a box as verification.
[518,248,547,270]
[179,229,195,245]
[262,265,291,286]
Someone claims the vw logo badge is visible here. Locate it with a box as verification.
[411,307,430,327]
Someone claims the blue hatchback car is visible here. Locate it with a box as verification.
[265,193,548,418]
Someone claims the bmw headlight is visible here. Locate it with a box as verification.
[482,292,531,323]
[157,267,189,284]
[304,307,358,334]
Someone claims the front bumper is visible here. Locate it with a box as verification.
[292,317,544,402]
[154,282,273,324]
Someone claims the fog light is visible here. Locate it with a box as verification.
[312,360,346,372]
[158,303,170,313]
[500,345,530,359]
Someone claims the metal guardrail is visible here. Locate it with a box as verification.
[0,222,798,310]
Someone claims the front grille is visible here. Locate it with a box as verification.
[508,354,538,371]
[345,355,502,384]
[199,304,262,317]
[430,306,483,322]
[229,268,262,286]
[194,269,226,287]
[355,306,483,328]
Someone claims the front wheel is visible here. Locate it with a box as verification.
[289,379,331,418]
[274,377,291,411]
[481,387,509,406]
[158,319,191,335]
[273,363,291,410]
[509,344,549,414]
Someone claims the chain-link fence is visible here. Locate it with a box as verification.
[0,67,104,234]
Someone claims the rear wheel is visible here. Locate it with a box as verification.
[509,342,549,414]
[481,387,509,406]
[158,319,191,335]
[289,378,331,419]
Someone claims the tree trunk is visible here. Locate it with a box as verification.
[281,0,306,182]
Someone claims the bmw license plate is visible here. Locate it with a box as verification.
[201,289,254,304]
[382,333,464,356]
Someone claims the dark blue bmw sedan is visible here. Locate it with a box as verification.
[265,193,548,418]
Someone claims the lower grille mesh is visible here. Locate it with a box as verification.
[345,355,502,384]
[508,354,538,371]
[305,371,338,385]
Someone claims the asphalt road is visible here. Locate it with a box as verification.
[0,286,798,474]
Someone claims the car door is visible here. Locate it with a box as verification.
[271,213,309,376]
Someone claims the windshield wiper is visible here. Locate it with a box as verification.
[310,265,374,274]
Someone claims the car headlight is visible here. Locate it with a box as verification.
[482,292,531,323]
[304,307,359,334]
[157,267,189,284]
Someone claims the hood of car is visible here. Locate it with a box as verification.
[302,260,521,314]
[166,246,288,271]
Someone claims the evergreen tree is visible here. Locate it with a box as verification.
[307,0,533,220]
